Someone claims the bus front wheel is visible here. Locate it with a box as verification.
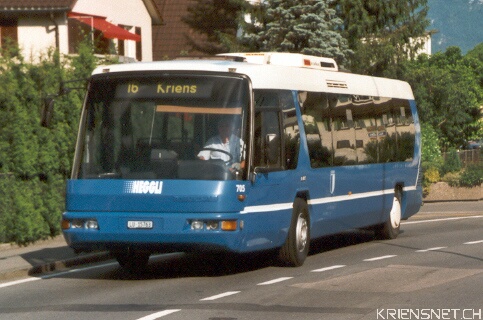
[375,189,402,240]
[279,198,310,267]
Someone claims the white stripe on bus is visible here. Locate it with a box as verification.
[241,186,417,214]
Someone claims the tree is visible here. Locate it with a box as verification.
[402,46,483,149]
[241,0,352,66]
[183,0,247,55]
[420,122,443,166]
[336,0,430,76]
[464,42,483,141]
[465,42,483,91]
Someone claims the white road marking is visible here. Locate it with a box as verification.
[136,310,181,320]
[311,265,346,273]
[363,255,397,262]
[416,247,447,252]
[0,277,39,289]
[403,215,483,225]
[200,291,240,301]
[464,240,483,245]
[257,277,293,285]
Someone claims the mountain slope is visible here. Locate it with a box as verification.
[428,0,483,53]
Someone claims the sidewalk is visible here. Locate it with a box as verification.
[0,236,111,281]
[0,201,481,282]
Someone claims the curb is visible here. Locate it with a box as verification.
[423,198,483,203]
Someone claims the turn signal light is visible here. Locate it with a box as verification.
[221,221,237,231]
[61,219,70,230]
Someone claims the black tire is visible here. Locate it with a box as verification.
[279,198,310,267]
[375,189,402,240]
[114,250,150,273]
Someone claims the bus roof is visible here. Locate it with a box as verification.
[218,52,339,71]
[92,55,414,100]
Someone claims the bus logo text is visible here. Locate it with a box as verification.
[125,181,163,194]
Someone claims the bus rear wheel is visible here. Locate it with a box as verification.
[279,198,310,267]
[375,189,402,240]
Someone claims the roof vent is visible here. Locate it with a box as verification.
[326,80,348,89]
[218,52,338,71]
[175,56,246,62]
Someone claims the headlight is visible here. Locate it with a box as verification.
[206,221,219,230]
[71,220,84,229]
[85,220,99,230]
[190,220,204,230]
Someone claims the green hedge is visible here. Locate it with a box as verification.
[0,44,97,245]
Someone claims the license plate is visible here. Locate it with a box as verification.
[127,221,153,229]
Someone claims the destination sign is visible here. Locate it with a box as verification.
[115,80,214,99]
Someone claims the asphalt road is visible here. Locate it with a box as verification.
[0,203,482,320]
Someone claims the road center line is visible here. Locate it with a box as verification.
[464,240,483,244]
[136,310,181,320]
[257,277,293,285]
[363,255,397,262]
[416,247,447,252]
[0,277,39,289]
[402,215,483,225]
[311,265,346,273]
[200,291,240,301]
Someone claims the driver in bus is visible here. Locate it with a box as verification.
[197,117,245,171]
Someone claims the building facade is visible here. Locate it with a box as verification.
[0,0,162,62]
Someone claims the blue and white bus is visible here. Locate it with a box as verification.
[62,52,422,271]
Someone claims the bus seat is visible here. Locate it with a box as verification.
[150,149,178,179]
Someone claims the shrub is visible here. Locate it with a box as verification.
[423,166,440,184]
[442,148,462,175]
[441,171,461,187]
[459,165,483,187]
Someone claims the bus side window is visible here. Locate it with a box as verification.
[396,104,415,162]
[283,111,300,170]
[300,91,332,168]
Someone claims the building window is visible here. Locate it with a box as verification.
[135,27,142,61]
[0,19,18,50]
[68,17,113,55]
[118,37,125,57]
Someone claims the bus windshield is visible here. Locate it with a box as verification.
[75,73,250,181]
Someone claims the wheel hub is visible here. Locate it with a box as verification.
[296,214,308,252]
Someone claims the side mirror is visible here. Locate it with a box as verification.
[41,97,55,128]
[251,166,285,184]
